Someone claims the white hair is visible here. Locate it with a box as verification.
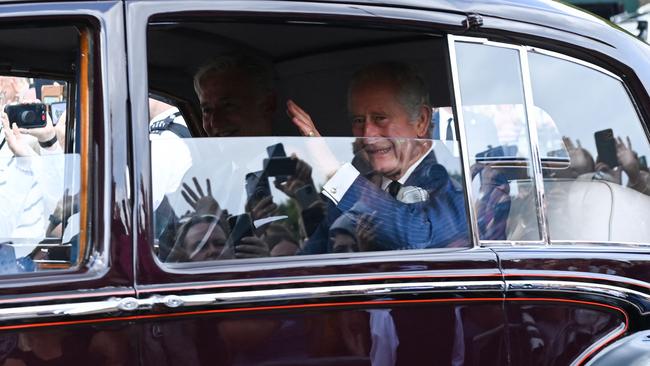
[193,53,274,97]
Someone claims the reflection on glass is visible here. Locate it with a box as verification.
[455,42,541,241]
[151,136,470,263]
[0,154,80,273]
[529,52,650,243]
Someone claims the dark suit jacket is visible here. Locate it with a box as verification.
[302,151,469,254]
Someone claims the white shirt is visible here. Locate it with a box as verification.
[322,145,434,204]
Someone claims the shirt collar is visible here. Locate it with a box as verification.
[381,144,434,191]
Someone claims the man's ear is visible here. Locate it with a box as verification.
[415,105,432,138]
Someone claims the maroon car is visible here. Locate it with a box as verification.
[0,0,648,365]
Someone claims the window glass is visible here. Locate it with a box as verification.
[148,21,471,266]
[454,42,542,241]
[529,52,650,243]
[0,25,89,273]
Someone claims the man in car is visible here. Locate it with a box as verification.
[287,62,469,253]
[193,53,275,137]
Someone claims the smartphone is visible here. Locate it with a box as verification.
[4,103,47,129]
[266,143,287,158]
[245,171,271,203]
[594,129,618,168]
[295,184,320,209]
[227,214,254,246]
[263,157,297,177]
[265,143,296,182]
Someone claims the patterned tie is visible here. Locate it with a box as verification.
[388,180,402,198]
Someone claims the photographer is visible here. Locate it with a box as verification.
[1,107,64,240]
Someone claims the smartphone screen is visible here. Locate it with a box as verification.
[227,214,254,246]
[594,129,618,168]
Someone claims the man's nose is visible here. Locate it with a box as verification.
[362,119,380,137]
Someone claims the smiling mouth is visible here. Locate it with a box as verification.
[365,145,393,156]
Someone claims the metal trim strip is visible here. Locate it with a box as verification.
[447,34,481,247]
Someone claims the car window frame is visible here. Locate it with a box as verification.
[0,2,131,290]
[129,0,492,280]
[448,34,650,249]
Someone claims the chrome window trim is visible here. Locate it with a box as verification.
[506,279,650,314]
[1,279,647,323]
[140,280,505,308]
[447,34,549,246]
[447,34,481,248]
[519,48,551,245]
[527,47,621,81]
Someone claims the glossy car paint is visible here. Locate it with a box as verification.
[0,0,647,365]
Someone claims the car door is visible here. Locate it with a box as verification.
[126,1,507,365]
[448,33,650,365]
[0,1,137,365]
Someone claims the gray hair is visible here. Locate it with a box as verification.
[348,62,430,121]
[193,53,274,97]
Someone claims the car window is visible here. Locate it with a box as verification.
[454,41,543,242]
[0,24,93,273]
[147,21,472,266]
[528,51,650,243]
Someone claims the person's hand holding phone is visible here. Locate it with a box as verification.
[274,154,315,199]
[227,214,269,259]
[246,195,277,221]
[233,236,269,259]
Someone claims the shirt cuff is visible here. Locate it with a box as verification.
[321,163,359,205]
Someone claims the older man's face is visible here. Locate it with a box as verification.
[349,80,430,180]
[197,69,273,137]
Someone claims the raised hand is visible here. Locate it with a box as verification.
[286,99,321,137]
[181,177,220,215]
[616,136,640,182]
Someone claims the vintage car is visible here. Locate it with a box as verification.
[0,0,649,365]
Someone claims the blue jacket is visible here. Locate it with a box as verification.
[302,151,469,254]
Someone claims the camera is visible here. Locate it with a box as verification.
[263,143,296,183]
[4,103,47,129]
[245,170,272,203]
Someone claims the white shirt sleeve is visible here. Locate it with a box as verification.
[321,162,359,205]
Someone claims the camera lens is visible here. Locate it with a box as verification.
[20,110,35,125]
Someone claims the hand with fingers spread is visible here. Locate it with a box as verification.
[246,195,278,221]
[287,99,321,137]
[356,212,378,252]
[181,177,220,215]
